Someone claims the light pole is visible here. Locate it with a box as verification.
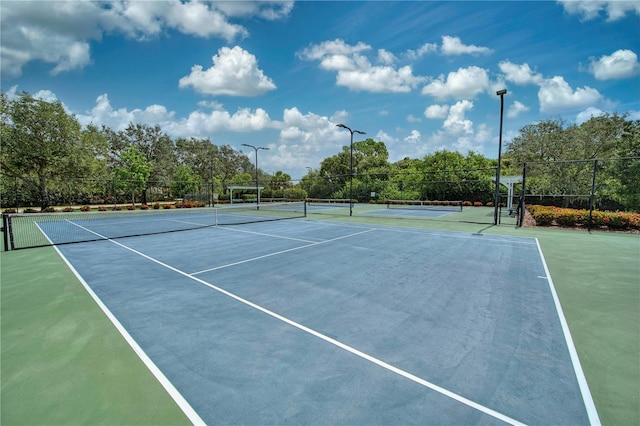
[493,89,507,225]
[241,143,269,210]
[336,124,366,217]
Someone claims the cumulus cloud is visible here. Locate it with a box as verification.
[0,0,292,78]
[424,104,450,119]
[538,76,603,113]
[558,0,640,21]
[498,61,543,85]
[576,107,605,124]
[75,93,176,130]
[421,66,490,100]
[405,42,438,60]
[179,46,276,96]
[507,101,529,118]
[298,39,425,93]
[440,36,492,56]
[588,49,640,80]
[404,130,422,144]
[443,100,474,135]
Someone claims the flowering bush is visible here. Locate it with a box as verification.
[140,204,149,210]
[62,207,74,212]
[527,205,640,231]
[80,205,91,212]
[473,201,484,207]
[163,203,173,209]
[112,205,122,211]
[153,203,160,210]
[98,206,107,211]
[126,204,136,210]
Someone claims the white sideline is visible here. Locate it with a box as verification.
[535,238,601,426]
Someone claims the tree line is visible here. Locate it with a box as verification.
[1,91,638,211]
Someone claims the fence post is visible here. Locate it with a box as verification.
[518,162,527,227]
[588,159,597,233]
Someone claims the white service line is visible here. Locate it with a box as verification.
[189,228,376,276]
[66,220,525,425]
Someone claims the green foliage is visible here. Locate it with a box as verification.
[114,146,153,203]
[1,91,85,208]
[170,166,203,197]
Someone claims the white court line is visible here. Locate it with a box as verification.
[189,228,376,275]
[65,221,525,425]
[205,224,320,244]
[372,226,538,245]
[535,239,601,426]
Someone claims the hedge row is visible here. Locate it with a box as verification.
[4,201,207,214]
[527,205,640,231]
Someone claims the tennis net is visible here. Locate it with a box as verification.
[386,200,463,212]
[3,201,306,250]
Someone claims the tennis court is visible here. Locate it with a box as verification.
[14,206,599,425]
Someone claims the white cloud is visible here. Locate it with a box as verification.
[421,66,490,100]
[558,0,640,21]
[507,101,529,118]
[299,39,425,93]
[0,0,292,78]
[424,104,450,119]
[407,114,422,123]
[576,107,605,124]
[405,42,438,60]
[538,76,603,113]
[336,64,424,93]
[404,130,422,144]
[377,49,396,65]
[498,61,543,85]
[443,100,474,135]
[588,49,640,80]
[298,39,371,61]
[440,36,492,56]
[179,46,276,96]
[76,93,176,131]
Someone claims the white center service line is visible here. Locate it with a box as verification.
[64,221,525,425]
[189,228,376,276]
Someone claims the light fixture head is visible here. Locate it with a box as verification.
[354,130,366,135]
[336,123,348,129]
[496,89,507,96]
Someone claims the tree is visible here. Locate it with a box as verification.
[114,146,153,204]
[0,91,85,209]
[171,166,203,198]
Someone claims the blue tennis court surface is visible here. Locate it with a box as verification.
[54,219,598,425]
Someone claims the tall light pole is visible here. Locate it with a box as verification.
[241,143,269,210]
[336,124,366,217]
[493,89,507,225]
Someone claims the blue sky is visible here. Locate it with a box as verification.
[2,1,639,179]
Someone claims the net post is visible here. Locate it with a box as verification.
[304,200,307,217]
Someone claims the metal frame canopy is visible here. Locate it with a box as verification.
[228,186,265,204]
[491,176,522,211]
